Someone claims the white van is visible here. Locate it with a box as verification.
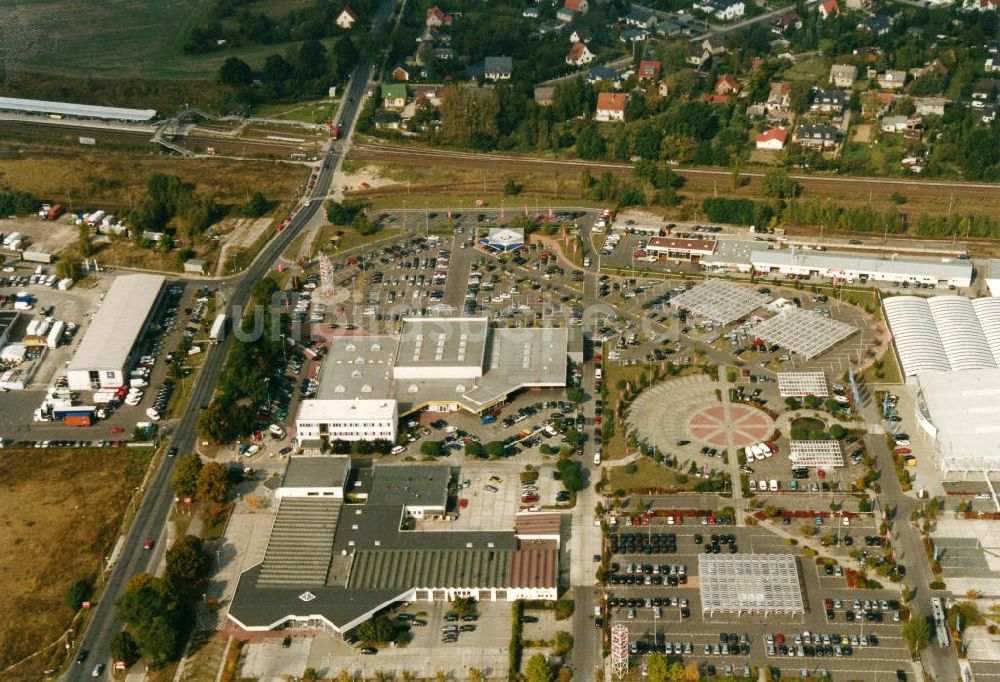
[391,445,405,455]
[594,452,602,465]
[769,479,779,492]
[758,480,767,491]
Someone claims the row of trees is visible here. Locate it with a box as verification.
[218,36,359,103]
[113,535,210,668]
[171,454,234,504]
[198,277,286,443]
[0,187,40,216]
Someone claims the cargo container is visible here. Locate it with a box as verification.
[47,204,63,221]
[22,251,54,264]
[209,313,226,342]
[52,406,96,420]
[36,319,50,337]
[3,231,21,248]
[64,414,92,427]
[26,319,39,336]
[46,320,65,349]
[58,278,73,290]
[86,210,106,225]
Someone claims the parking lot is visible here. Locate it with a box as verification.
[603,525,914,681]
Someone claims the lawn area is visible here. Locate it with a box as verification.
[603,364,651,460]
[0,448,153,677]
[782,55,832,82]
[2,0,341,81]
[251,98,339,124]
[319,225,406,256]
[608,458,690,494]
[856,343,903,386]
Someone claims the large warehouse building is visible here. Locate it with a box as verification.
[751,249,972,289]
[296,317,568,444]
[228,457,560,635]
[67,274,165,391]
[884,295,1000,473]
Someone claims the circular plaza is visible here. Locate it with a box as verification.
[627,375,776,452]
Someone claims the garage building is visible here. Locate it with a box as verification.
[0,96,157,123]
[67,274,165,391]
[751,249,972,289]
[646,237,718,262]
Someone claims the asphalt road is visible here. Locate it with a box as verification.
[63,5,391,675]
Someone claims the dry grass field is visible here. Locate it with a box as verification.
[0,448,152,676]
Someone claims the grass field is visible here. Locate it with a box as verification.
[2,0,339,81]
[608,458,689,494]
[0,447,153,677]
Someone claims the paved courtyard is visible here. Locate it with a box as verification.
[627,375,775,453]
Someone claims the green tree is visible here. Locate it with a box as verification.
[450,596,478,618]
[65,578,93,611]
[420,440,444,457]
[219,57,252,85]
[111,631,141,667]
[575,122,606,160]
[646,652,669,682]
[504,178,522,196]
[170,454,203,498]
[829,424,847,439]
[56,255,80,282]
[552,631,573,655]
[196,461,231,504]
[902,614,932,654]
[165,535,209,587]
[465,441,484,457]
[303,668,320,682]
[115,577,184,669]
[566,387,585,404]
[525,653,554,682]
[803,395,821,408]
[240,192,271,218]
[761,169,801,199]
[356,615,401,643]
[485,441,506,457]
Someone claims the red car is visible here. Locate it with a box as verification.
[521,495,538,504]
[108,427,125,434]
[143,539,154,550]
[894,448,911,455]
[459,499,469,509]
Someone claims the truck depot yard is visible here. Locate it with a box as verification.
[0,447,151,678]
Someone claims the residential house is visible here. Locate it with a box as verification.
[914,97,946,116]
[624,9,658,28]
[639,60,662,81]
[556,6,577,21]
[844,0,871,9]
[829,64,858,89]
[794,123,842,149]
[750,57,765,71]
[426,6,453,27]
[570,28,592,43]
[336,6,357,29]
[982,106,997,124]
[434,48,455,60]
[687,44,710,66]
[877,70,907,90]
[974,78,1000,98]
[381,84,407,109]
[417,26,442,44]
[755,127,788,150]
[392,65,411,81]
[702,36,728,55]
[987,57,1000,73]
[858,16,891,36]
[810,88,848,113]
[880,115,909,133]
[705,94,730,104]
[966,0,1000,10]
[620,28,651,42]
[375,111,402,130]
[484,56,513,81]
[587,65,622,87]
[818,0,840,19]
[538,20,564,35]
[534,85,556,105]
[595,92,627,121]
[772,10,803,34]
[715,74,741,95]
[565,0,589,13]
[862,91,894,117]
[566,41,595,66]
[693,0,745,21]
[522,5,540,18]
[853,46,883,59]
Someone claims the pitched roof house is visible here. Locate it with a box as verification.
[639,60,662,80]
[715,74,741,94]
[829,64,857,88]
[877,70,907,90]
[595,92,627,122]
[484,56,513,80]
[337,6,358,29]
[755,127,788,150]
[566,41,595,66]
[818,0,840,18]
[426,6,453,27]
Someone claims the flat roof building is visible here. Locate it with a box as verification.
[0,310,19,350]
[296,318,568,445]
[67,274,165,391]
[228,460,560,635]
[646,237,718,262]
[752,249,972,289]
[0,96,157,122]
[276,456,351,500]
[914,369,1000,473]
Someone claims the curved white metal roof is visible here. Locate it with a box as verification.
[883,297,950,376]
[884,295,1000,376]
[927,297,996,372]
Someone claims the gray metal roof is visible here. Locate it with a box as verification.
[282,456,350,490]
[0,96,157,122]
[751,249,972,281]
[916,368,1000,472]
[68,274,165,373]
[257,498,341,587]
[348,548,512,590]
[333,504,517,553]
[367,465,451,508]
[393,317,488,372]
